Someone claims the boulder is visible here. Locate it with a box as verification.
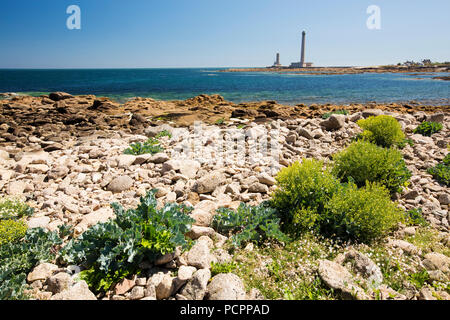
[186,239,214,269]
[318,259,369,300]
[340,250,383,287]
[179,269,211,300]
[155,274,175,300]
[320,115,345,131]
[195,171,226,194]
[49,92,73,101]
[46,272,73,294]
[51,280,97,300]
[206,273,246,300]
[422,253,450,274]
[27,263,59,282]
[106,175,133,193]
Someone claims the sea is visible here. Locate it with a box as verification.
[0,68,449,105]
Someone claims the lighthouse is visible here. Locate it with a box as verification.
[300,31,306,68]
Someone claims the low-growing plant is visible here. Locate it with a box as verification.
[60,190,195,293]
[210,261,238,277]
[322,109,349,119]
[0,197,34,220]
[0,227,65,300]
[332,140,411,193]
[427,154,450,186]
[405,208,429,227]
[324,182,405,243]
[409,270,430,289]
[271,159,340,236]
[212,202,288,247]
[397,138,414,149]
[357,115,405,148]
[215,118,225,125]
[124,138,164,155]
[413,121,443,136]
[155,130,172,139]
[0,219,27,246]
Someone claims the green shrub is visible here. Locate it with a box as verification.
[397,138,414,149]
[124,138,164,155]
[357,115,405,148]
[405,208,429,227]
[324,182,405,243]
[0,227,65,300]
[215,118,225,125]
[0,197,34,220]
[427,154,450,186]
[332,140,411,193]
[271,159,340,235]
[413,121,443,136]
[0,219,27,245]
[60,190,195,293]
[210,261,237,277]
[212,202,288,247]
[322,109,349,119]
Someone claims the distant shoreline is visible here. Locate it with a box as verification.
[221,65,450,78]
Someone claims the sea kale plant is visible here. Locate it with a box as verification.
[427,153,450,186]
[124,137,164,155]
[413,121,443,137]
[357,115,405,148]
[60,190,195,293]
[212,202,288,248]
[0,227,65,300]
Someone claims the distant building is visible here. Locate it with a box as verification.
[272,53,282,67]
[289,30,313,68]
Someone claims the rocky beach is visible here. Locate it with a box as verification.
[0,92,449,301]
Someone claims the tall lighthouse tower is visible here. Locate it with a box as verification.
[300,31,306,68]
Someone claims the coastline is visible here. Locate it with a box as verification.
[1,91,449,301]
[220,65,450,79]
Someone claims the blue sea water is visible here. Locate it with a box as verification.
[0,68,449,105]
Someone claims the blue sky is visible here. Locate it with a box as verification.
[0,0,449,68]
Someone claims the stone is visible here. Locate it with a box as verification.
[179,160,201,179]
[341,250,383,287]
[49,92,73,101]
[318,259,368,300]
[7,181,27,195]
[427,112,444,123]
[116,154,137,168]
[130,286,145,300]
[186,240,213,269]
[106,175,133,193]
[362,109,383,118]
[297,128,313,139]
[257,172,276,186]
[248,182,269,193]
[177,266,197,282]
[403,190,419,200]
[51,280,97,300]
[48,166,70,180]
[27,216,51,229]
[418,287,437,300]
[179,269,211,300]
[195,171,226,194]
[75,207,115,234]
[28,164,49,174]
[156,274,175,300]
[422,253,450,274]
[144,283,157,299]
[388,239,420,255]
[206,273,246,300]
[438,193,450,205]
[149,153,169,164]
[27,263,58,282]
[114,278,136,295]
[186,225,216,240]
[320,114,345,131]
[46,272,73,294]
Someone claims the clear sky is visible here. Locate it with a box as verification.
[0,0,449,68]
